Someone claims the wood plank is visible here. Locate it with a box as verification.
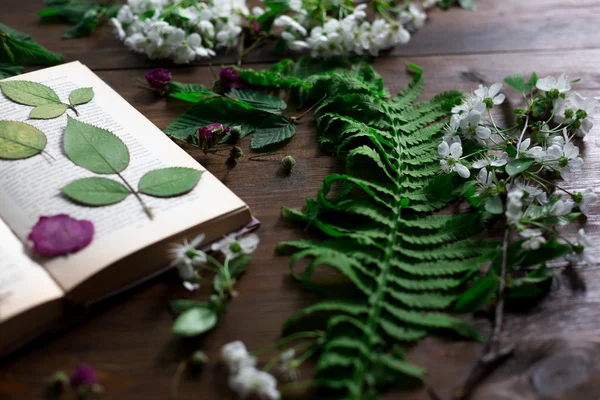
[2,47,600,400]
[2,0,600,70]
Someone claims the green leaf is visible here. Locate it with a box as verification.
[506,157,535,177]
[170,300,209,313]
[2,34,64,65]
[0,23,32,41]
[63,9,100,39]
[63,116,130,174]
[172,307,218,337]
[504,74,527,93]
[525,72,538,91]
[250,114,296,150]
[138,167,203,197]
[61,177,130,206]
[454,275,498,313]
[484,196,503,214]
[29,103,68,119]
[168,81,214,96]
[229,88,287,114]
[106,4,123,18]
[0,80,61,106]
[69,87,94,106]
[0,121,46,159]
[229,254,252,278]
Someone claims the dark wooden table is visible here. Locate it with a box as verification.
[2,1,600,399]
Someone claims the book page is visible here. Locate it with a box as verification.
[0,62,248,291]
[0,219,63,323]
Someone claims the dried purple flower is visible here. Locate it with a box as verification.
[207,123,230,134]
[219,67,244,90]
[145,68,172,90]
[69,364,98,389]
[28,215,94,257]
[198,126,213,142]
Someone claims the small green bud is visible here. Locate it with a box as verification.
[576,109,588,120]
[572,192,583,204]
[558,156,569,168]
[548,88,559,99]
[483,98,494,109]
[230,125,242,139]
[230,241,242,253]
[282,155,296,172]
[572,119,581,130]
[190,350,209,366]
[564,109,575,119]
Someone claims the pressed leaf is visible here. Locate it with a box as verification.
[172,307,217,337]
[61,177,130,206]
[138,167,203,197]
[229,88,287,114]
[0,121,46,159]
[29,103,68,119]
[250,114,296,150]
[63,116,130,174]
[0,80,61,106]
[69,87,94,106]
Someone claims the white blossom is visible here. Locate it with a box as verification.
[168,234,207,280]
[110,18,126,40]
[569,92,597,137]
[459,111,491,141]
[438,141,470,178]
[221,341,257,373]
[513,180,548,205]
[212,233,260,258]
[536,73,571,93]
[506,189,524,225]
[474,83,505,106]
[566,229,596,264]
[520,229,546,250]
[229,367,280,400]
[545,142,583,180]
[549,198,575,216]
[452,93,486,118]
[575,188,597,216]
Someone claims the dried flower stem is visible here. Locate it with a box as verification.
[116,172,154,220]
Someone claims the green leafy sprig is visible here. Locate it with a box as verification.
[0,23,64,77]
[38,0,122,39]
[0,81,94,119]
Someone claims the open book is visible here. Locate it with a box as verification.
[0,62,254,355]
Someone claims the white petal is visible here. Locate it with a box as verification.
[476,126,491,140]
[438,141,450,157]
[493,93,505,105]
[449,143,463,158]
[489,82,502,98]
[455,163,470,178]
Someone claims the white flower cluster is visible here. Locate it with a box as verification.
[110,0,439,62]
[439,73,598,261]
[110,0,249,64]
[221,341,281,400]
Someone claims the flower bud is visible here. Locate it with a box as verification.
[231,145,244,159]
[281,155,296,172]
[190,350,209,367]
[548,88,559,99]
[145,68,172,92]
[564,109,575,119]
[483,98,493,109]
[230,125,242,140]
[576,109,588,120]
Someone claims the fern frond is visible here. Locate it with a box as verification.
[257,61,500,399]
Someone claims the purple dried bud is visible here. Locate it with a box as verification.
[145,68,172,90]
[69,364,98,389]
[28,215,94,257]
[219,67,244,90]
[251,20,260,34]
[198,127,213,142]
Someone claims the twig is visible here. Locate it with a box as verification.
[291,94,327,122]
[170,361,187,399]
[448,229,514,400]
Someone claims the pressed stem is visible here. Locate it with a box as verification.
[68,105,80,117]
[293,94,327,121]
[116,172,154,220]
[248,152,286,161]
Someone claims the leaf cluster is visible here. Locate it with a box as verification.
[37,0,122,39]
[0,23,64,77]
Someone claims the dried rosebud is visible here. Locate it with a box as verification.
[219,67,244,90]
[208,122,230,135]
[145,68,172,90]
[28,215,94,257]
[69,364,98,389]
[281,155,296,173]
[198,126,213,142]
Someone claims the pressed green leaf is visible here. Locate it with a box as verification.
[138,167,203,197]
[506,157,535,177]
[172,307,217,337]
[61,177,130,206]
[69,87,94,106]
[0,121,46,159]
[63,116,130,174]
[0,80,61,106]
[229,88,287,114]
[250,114,296,150]
[29,103,68,119]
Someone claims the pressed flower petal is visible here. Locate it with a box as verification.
[28,215,94,257]
[455,163,470,178]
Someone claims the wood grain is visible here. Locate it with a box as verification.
[2,1,600,399]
